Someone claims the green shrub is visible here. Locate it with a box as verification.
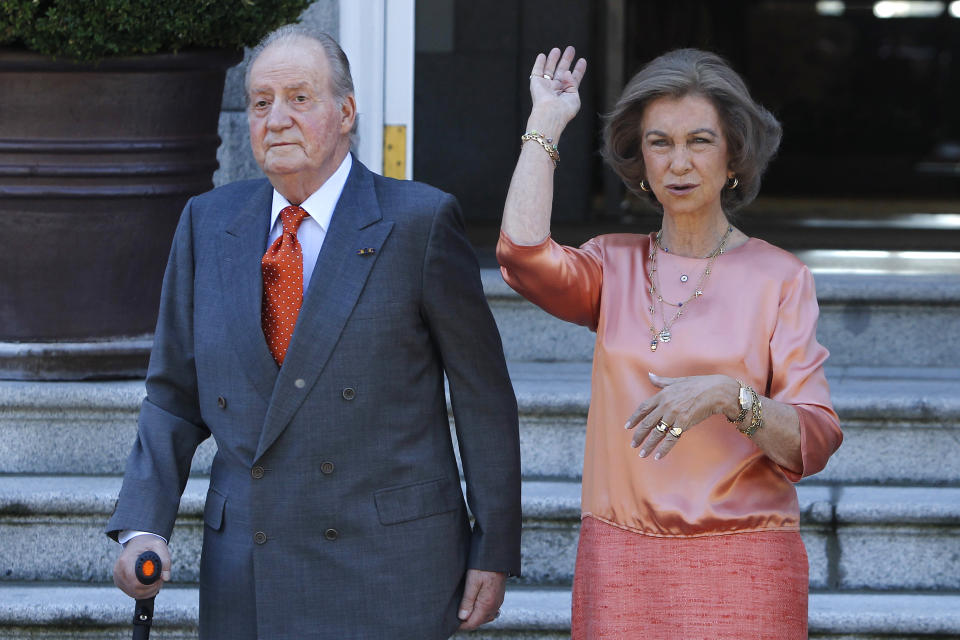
[0,0,313,61]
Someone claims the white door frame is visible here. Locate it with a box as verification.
[339,0,415,179]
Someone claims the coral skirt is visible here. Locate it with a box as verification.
[571,516,808,640]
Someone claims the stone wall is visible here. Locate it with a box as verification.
[213,0,338,187]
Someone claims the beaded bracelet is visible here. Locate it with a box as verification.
[521,130,559,167]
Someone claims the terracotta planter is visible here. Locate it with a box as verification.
[0,48,241,379]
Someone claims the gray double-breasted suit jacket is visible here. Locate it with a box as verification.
[106,158,522,639]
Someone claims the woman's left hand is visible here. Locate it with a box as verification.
[624,373,739,460]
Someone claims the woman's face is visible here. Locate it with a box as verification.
[639,94,732,219]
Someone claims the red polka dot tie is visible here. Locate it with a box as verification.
[261,205,310,366]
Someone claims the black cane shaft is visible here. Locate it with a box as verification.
[132,597,155,639]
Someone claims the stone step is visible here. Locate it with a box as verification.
[482,269,960,368]
[5,268,955,381]
[1,584,959,640]
[2,476,958,592]
[518,482,960,592]
[507,362,960,485]
[4,364,958,485]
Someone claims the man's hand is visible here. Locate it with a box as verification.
[457,569,506,630]
[112,534,172,599]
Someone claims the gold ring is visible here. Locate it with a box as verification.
[655,419,670,433]
[668,426,683,438]
[542,73,553,80]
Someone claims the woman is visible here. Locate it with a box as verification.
[497,47,843,639]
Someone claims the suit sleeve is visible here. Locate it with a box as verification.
[105,198,211,541]
[421,194,522,576]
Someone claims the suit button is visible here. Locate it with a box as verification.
[254,531,267,545]
[251,465,264,479]
[320,461,334,475]
[294,378,306,389]
[217,396,227,409]
[341,387,356,400]
[324,528,339,541]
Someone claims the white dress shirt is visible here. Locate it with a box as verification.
[265,153,352,294]
[118,154,353,547]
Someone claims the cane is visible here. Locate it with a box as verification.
[132,550,162,640]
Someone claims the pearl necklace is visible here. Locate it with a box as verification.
[646,226,732,352]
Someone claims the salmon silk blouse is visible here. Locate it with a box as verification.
[497,231,843,537]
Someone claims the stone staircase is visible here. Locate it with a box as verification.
[2,265,959,639]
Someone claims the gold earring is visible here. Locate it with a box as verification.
[639,179,651,192]
[727,177,739,190]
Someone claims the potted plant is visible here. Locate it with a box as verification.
[0,0,311,379]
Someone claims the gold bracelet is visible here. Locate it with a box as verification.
[521,130,559,167]
[741,387,764,437]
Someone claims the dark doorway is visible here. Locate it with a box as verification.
[617,1,960,198]
[414,0,598,227]
[414,0,960,252]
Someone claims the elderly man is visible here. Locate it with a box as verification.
[108,26,521,639]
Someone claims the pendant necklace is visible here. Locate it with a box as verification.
[646,225,732,352]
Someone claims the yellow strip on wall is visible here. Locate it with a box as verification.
[383,125,407,179]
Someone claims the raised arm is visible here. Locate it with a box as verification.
[497,47,603,328]
[501,46,587,244]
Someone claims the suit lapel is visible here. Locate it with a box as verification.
[255,160,394,461]
[218,180,278,404]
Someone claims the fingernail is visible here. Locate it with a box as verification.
[638,449,646,457]
[624,422,631,430]
[459,610,470,620]
[654,453,661,460]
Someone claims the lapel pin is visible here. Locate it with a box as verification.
[356,248,376,256]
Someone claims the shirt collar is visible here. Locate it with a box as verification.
[269,153,353,232]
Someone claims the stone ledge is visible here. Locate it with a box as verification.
[3,477,958,526]
[808,593,960,635]
[2,585,959,637]
[3,366,958,484]
[0,380,145,414]
[3,479,957,591]
[0,584,197,627]
[519,482,960,525]
[483,268,960,367]
[0,338,152,382]
[2,364,957,421]
[833,486,960,524]
[481,268,960,304]
[505,361,960,421]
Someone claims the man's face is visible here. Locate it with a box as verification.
[247,40,355,191]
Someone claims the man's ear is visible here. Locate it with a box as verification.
[340,94,357,134]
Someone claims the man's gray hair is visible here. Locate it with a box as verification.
[245,24,359,139]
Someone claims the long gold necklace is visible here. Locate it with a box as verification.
[646,225,732,352]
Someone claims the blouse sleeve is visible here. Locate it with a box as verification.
[768,264,843,481]
[496,230,604,331]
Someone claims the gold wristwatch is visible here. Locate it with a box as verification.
[739,384,754,417]
[727,379,753,424]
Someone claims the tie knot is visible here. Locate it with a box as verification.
[280,205,309,236]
